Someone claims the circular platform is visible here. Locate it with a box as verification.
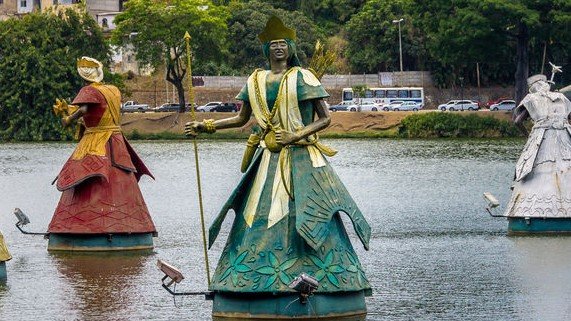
[508,217,571,235]
[212,291,367,320]
[0,261,6,281]
[47,233,154,251]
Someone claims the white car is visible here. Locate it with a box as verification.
[439,100,478,111]
[353,102,381,112]
[196,101,223,112]
[489,100,516,111]
[391,101,422,111]
[383,100,405,111]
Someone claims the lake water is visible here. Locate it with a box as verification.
[1,139,571,321]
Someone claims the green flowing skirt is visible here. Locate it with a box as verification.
[209,146,371,294]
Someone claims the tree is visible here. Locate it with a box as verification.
[474,0,570,103]
[306,0,367,35]
[0,8,110,141]
[413,0,570,96]
[226,0,322,74]
[111,0,229,111]
[346,0,421,73]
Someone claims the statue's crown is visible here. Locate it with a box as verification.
[258,16,296,43]
[527,74,547,87]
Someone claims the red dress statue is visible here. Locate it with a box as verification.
[48,57,156,238]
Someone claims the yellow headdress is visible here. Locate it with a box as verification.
[258,15,296,43]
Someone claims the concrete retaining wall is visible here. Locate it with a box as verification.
[191,71,433,89]
[126,71,514,109]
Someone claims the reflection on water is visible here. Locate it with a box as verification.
[1,139,571,320]
[50,252,152,321]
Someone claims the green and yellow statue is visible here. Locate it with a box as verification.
[186,16,371,320]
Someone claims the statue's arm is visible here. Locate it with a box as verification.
[296,99,331,139]
[513,108,529,125]
[185,101,251,136]
[275,99,331,145]
[62,104,88,127]
[213,101,252,130]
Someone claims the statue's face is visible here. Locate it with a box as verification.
[269,39,288,62]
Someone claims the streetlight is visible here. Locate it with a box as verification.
[392,18,404,72]
[459,76,464,102]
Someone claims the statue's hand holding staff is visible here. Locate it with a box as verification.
[184,121,204,137]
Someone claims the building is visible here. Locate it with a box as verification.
[0,0,148,75]
[0,0,20,20]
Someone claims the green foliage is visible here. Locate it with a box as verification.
[398,112,522,138]
[346,0,419,73]
[0,9,110,141]
[226,0,322,74]
[111,0,229,75]
[412,0,570,88]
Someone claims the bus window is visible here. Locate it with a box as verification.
[398,90,409,98]
[343,91,353,101]
[374,90,386,98]
[365,90,373,98]
[411,90,421,98]
[387,90,398,98]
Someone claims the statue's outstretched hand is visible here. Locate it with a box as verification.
[184,121,204,137]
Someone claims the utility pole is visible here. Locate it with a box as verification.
[392,18,404,72]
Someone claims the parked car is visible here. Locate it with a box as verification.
[489,100,516,111]
[121,100,150,113]
[196,101,223,112]
[154,103,189,112]
[383,100,405,111]
[391,101,422,111]
[329,101,356,112]
[213,102,239,112]
[439,100,479,111]
[355,102,381,112]
[485,97,510,108]
[438,100,458,111]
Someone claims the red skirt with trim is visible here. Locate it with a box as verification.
[48,134,156,234]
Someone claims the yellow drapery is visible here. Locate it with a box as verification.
[71,84,122,160]
[0,232,11,262]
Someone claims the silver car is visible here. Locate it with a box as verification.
[196,101,223,112]
[391,101,422,111]
[489,100,516,111]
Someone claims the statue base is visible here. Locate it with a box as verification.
[47,233,154,251]
[212,290,367,320]
[0,261,6,281]
[508,217,571,235]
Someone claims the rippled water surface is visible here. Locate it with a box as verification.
[1,139,571,320]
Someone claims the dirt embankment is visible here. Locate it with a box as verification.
[121,110,513,137]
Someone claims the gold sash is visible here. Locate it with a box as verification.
[71,84,122,160]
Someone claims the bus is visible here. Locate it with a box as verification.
[341,87,424,107]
